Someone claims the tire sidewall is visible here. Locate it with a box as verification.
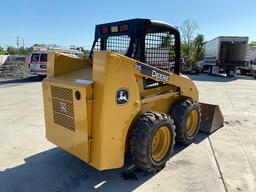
[171,99,201,144]
[148,121,174,167]
[183,104,201,140]
[130,112,176,172]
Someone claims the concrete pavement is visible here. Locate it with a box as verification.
[0,74,255,192]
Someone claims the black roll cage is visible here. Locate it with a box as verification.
[89,18,181,75]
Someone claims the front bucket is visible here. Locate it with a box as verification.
[199,103,224,134]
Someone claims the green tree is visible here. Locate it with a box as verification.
[160,34,175,61]
[7,46,18,55]
[160,34,173,48]
[18,47,30,55]
[82,49,90,58]
[0,46,4,54]
[249,41,256,46]
[180,19,199,63]
[193,34,205,62]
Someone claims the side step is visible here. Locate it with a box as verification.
[199,103,224,134]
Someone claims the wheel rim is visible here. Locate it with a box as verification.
[186,110,198,137]
[151,126,171,162]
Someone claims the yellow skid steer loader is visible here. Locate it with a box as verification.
[42,19,224,173]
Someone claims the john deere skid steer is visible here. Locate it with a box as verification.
[42,19,223,172]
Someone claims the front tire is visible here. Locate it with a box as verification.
[171,99,201,144]
[130,112,175,173]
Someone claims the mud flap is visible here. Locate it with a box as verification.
[199,103,224,134]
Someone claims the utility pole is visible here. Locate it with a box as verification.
[17,36,20,49]
[22,38,24,48]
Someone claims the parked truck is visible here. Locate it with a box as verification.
[237,46,256,78]
[203,36,249,76]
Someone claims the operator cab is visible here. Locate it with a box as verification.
[90,18,181,75]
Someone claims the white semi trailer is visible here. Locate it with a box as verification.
[238,46,256,79]
[203,36,249,76]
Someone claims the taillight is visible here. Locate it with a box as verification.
[102,24,128,34]
[101,27,109,34]
[120,24,128,32]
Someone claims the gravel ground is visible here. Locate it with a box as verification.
[0,59,34,81]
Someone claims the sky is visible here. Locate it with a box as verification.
[0,0,255,49]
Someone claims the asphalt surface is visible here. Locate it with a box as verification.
[0,74,255,192]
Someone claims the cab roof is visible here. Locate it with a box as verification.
[94,18,179,39]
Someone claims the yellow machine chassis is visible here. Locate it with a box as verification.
[42,51,199,170]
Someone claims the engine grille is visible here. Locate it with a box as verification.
[51,86,73,101]
[51,86,75,131]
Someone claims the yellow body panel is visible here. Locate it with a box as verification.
[43,79,93,162]
[47,52,91,77]
[42,51,199,170]
[89,52,141,169]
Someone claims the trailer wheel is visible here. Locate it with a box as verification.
[226,69,235,77]
[208,66,213,75]
[171,99,201,144]
[253,72,256,79]
[239,68,246,75]
[130,112,175,173]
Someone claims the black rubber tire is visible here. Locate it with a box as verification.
[191,69,199,74]
[226,69,235,77]
[38,74,46,80]
[208,66,213,75]
[239,68,246,75]
[171,99,201,144]
[253,72,256,79]
[130,112,175,173]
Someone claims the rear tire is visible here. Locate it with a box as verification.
[253,72,256,79]
[208,66,213,75]
[226,69,235,77]
[171,99,201,144]
[130,112,175,173]
[239,68,246,75]
[38,74,46,80]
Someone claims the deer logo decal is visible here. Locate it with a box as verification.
[116,88,129,105]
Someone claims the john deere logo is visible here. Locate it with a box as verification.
[116,88,129,105]
[59,102,67,113]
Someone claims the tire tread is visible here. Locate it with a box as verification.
[130,112,175,173]
[171,99,201,144]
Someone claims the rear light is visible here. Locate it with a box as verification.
[102,24,128,34]
[110,26,118,33]
[120,24,128,32]
[101,27,109,34]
